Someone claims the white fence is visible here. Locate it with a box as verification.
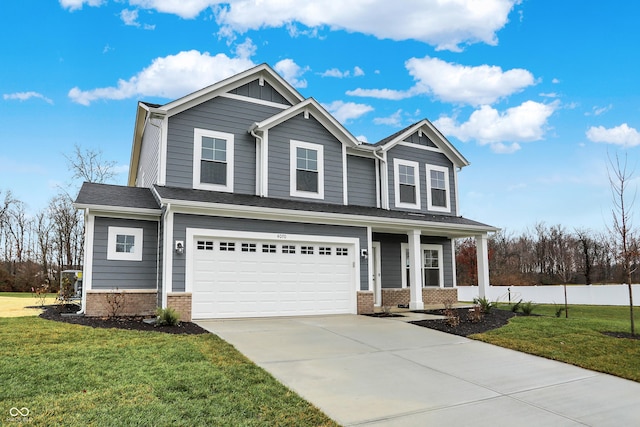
[457,284,640,306]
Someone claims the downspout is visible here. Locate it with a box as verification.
[373,149,389,210]
[250,127,264,196]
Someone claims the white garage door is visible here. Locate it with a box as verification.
[191,236,357,319]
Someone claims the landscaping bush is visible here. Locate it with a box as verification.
[473,296,495,314]
[520,301,536,316]
[156,307,180,326]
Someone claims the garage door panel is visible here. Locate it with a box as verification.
[191,236,356,319]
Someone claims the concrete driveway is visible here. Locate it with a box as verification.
[196,315,640,426]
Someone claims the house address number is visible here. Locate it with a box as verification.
[276,234,287,239]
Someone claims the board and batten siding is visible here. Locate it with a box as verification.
[136,117,162,187]
[91,217,158,290]
[267,113,344,204]
[165,96,284,194]
[386,144,457,215]
[347,155,377,207]
[229,80,292,105]
[170,213,369,292]
[373,233,454,288]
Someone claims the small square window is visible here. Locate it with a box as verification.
[336,247,349,256]
[262,244,277,253]
[319,247,331,255]
[197,240,214,251]
[301,246,314,255]
[282,245,296,254]
[241,243,256,252]
[220,242,235,251]
[107,227,143,261]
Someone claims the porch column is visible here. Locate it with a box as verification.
[408,229,424,310]
[476,233,490,299]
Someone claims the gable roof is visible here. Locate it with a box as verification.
[74,182,161,215]
[375,119,470,168]
[249,98,362,148]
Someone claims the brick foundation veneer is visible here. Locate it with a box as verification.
[167,293,192,322]
[357,291,374,314]
[85,290,157,317]
[380,287,459,307]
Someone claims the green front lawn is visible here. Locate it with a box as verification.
[0,317,336,426]
[0,292,58,298]
[473,304,640,382]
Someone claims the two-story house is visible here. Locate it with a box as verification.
[74,64,497,321]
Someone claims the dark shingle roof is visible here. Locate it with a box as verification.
[75,182,160,210]
[154,185,495,230]
[373,122,419,146]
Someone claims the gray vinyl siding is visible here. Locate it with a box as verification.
[137,117,161,187]
[387,144,457,215]
[267,113,344,204]
[374,233,454,288]
[171,213,368,292]
[91,217,158,290]
[230,80,292,105]
[165,96,284,193]
[404,130,438,148]
[347,155,377,207]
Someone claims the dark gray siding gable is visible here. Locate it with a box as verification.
[171,214,368,292]
[347,155,377,207]
[230,80,292,105]
[405,131,437,148]
[91,217,158,290]
[267,113,344,204]
[387,144,457,215]
[165,96,285,193]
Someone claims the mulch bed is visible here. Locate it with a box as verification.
[39,304,209,335]
[410,308,518,337]
[602,331,640,340]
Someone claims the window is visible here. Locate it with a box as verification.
[197,240,214,251]
[107,227,143,261]
[193,128,234,192]
[262,244,277,253]
[401,243,443,288]
[319,247,331,255]
[336,247,348,256]
[427,165,450,212]
[282,245,296,254]
[241,243,256,252]
[301,246,314,255]
[393,159,421,209]
[290,140,324,199]
[220,242,235,251]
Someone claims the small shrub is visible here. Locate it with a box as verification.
[104,289,125,319]
[554,305,566,318]
[473,296,495,314]
[467,305,484,323]
[156,307,180,326]
[520,301,536,316]
[32,283,49,307]
[510,299,522,313]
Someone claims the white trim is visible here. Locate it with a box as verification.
[81,210,95,312]
[398,141,443,154]
[162,205,174,308]
[393,158,421,210]
[290,140,325,200]
[107,226,144,261]
[451,240,458,288]
[159,118,168,186]
[400,242,445,288]
[454,167,460,216]
[263,130,269,197]
[342,144,348,205]
[426,164,450,213]
[366,226,373,291]
[193,128,235,192]
[219,92,291,110]
[372,241,381,306]
[185,228,360,301]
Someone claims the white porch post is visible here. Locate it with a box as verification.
[476,233,490,299]
[408,229,424,310]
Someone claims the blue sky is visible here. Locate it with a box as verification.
[1,0,639,233]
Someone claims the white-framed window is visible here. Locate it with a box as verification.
[400,243,444,288]
[290,140,324,199]
[393,158,421,209]
[193,128,234,192]
[427,165,450,212]
[107,227,143,261]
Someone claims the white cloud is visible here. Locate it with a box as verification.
[68,50,255,105]
[585,104,613,117]
[234,38,256,59]
[3,91,53,105]
[120,9,140,26]
[348,56,535,106]
[322,101,373,124]
[128,0,214,19]
[373,110,403,127]
[435,100,558,153]
[586,123,640,147]
[215,0,518,51]
[353,66,365,77]
[59,0,104,11]
[274,59,308,89]
[321,66,365,78]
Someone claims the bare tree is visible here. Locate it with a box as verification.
[63,143,117,184]
[608,153,638,335]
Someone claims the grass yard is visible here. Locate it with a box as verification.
[0,293,58,318]
[0,316,337,426]
[473,304,640,382]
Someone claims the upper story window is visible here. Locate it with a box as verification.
[193,128,234,192]
[107,227,143,261]
[393,158,421,210]
[427,165,450,212]
[290,140,324,200]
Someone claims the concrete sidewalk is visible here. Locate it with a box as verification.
[197,315,640,426]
